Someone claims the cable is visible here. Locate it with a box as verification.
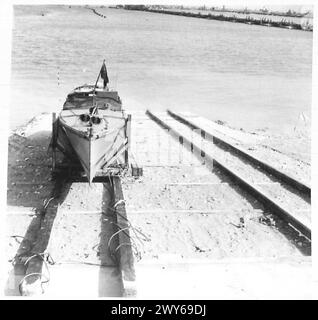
[111,202,151,243]
[18,252,54,296]
[43,197,54,210]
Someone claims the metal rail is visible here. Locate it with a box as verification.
[167,109,311,199]
[146,110,311,240]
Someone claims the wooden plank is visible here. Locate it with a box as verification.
[125,114,132,166]
[213,159,311,239]
[52,113,57,171]
[167,109,311,197]
[147,109,311,240]
[112,176,136,283]
[19,177,67,296]
[129,152,143,177]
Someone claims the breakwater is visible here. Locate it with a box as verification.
[88,7,107,19]
[123,7,313,32]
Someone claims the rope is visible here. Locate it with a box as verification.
[10,235,24,243]
[107,224,142,262]
[18,272,50,296]
[103,195,151,263]
[107,226,131,249]
[43,197,54,210]
[18,252,54,296]
[109,221,142,258]
[112,200,151,242]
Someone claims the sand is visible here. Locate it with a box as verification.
[4,111,311,297]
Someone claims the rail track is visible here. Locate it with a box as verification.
[167,109,311,197]
[7,110,312,297]
[146,110,311,240]
[7,110,311,297]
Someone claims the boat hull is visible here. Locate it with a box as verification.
[56,109,128,182]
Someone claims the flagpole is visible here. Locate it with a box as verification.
[93,59,105,95]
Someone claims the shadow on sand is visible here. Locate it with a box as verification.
[5,170,72,295]
[98,183,124,297]
[5,131,125,296]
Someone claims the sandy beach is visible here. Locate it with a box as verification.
[5,113,310,272]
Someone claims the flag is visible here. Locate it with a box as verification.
[100,61,109,88]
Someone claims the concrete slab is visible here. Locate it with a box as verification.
[134,257,312,299]
[43,264,124,298]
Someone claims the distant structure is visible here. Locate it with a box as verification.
[111,4,313,21]
[119,5,313,31]
[123,5,147,10]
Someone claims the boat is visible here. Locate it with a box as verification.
[52,60,131,183]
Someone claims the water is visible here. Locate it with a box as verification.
[11,5,312,134]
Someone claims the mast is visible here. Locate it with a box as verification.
[93,60,105,94]
[92,60,106,109]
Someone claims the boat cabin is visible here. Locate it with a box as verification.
[63,85,122,111]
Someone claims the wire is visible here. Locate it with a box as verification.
[43,197,54,210]
[105,194,151,263]
[111,202,151,243]
[18,272,50,296]
[107,226,130,249]
[18,252,54,296]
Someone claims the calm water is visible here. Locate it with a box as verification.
[11,5,312,133]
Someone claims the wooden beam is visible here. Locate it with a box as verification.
[125,114,132,167]
[112,176,135,283]
[52,113,57,172]
[129,152,143,177]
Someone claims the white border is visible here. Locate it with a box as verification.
[0,0,316,299]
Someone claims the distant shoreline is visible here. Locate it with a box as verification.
[116,5,313,32]
[112,4,313,19]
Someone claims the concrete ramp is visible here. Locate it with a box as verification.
[43,264,123,298]
[134,257,312,299]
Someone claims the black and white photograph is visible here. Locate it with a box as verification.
[0,0,316,300]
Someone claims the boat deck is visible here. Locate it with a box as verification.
[59,108,126,135]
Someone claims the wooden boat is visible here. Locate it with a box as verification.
[52,61,131,182]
